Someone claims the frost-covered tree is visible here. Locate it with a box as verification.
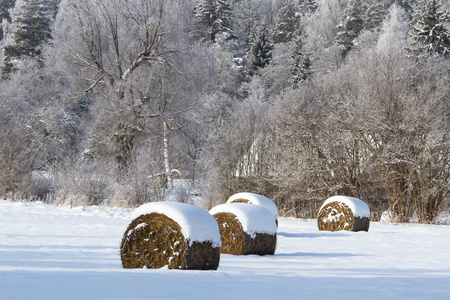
[0,55,79,200]
[0,0,16,40]
[198,79,273,205]
[2,0,58,75]
[271,0,313,83]
[194,0,234,42]
[272,1,301,44]
[54,0,175,173]
[371,5,412,222]
[228,0,269,39]
[336,0,363,58]
[43,0,59,18]
[249,25,273,73]
[408,0,450,58]
[291,34,312,84]
[395,0,417,19]
[52,0,216,190]
[298,0,318,15]
[362,0,387,32]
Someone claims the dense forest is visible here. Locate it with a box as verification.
[0,0,448,223]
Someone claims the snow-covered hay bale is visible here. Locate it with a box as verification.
[227,192,279,224]
[317,196,370,232]
[120,202,221,270]
[171,169,181,179]
[210,203,277,255]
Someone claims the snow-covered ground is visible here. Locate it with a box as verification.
[0,200,449,300]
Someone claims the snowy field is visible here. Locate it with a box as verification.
[0,200,449,300]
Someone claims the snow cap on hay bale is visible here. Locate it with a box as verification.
[209,203,277,255]
[227,192,279,222]
[317,196,370,232]
[120,202,221,270]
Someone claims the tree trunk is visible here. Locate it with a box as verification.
[164,120,172,188]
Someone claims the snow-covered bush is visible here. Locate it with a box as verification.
[435,211,450,225]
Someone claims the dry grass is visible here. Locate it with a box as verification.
[229,198,250,204]
[213,212,245,255]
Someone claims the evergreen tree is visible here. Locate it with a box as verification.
[270,1,315,82]
[272,1,301,44]
[43,0,59,19]
[194,0,234,42]
[250,25,273,73]
[291,34,312,84]
[335,0,363,58]
[362,0,386,32]
[395,0,417,19]
[298,0,317,15]
[409,0,450,58]
[0,0,16,41]
[2,0,58,75]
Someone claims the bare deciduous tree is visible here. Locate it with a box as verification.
[54,0,186,174]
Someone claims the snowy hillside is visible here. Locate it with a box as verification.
[0,200,449,300]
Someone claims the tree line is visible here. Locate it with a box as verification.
[0,0,448,223]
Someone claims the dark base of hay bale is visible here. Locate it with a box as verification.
[353,216,370,232]
[243,233,276,255]
[185,240,220,270]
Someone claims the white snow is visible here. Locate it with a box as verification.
[129,202,221,247]
[227,192,279,220]
[210,203,278,236]
[320,195,371,218]
[380,210,393,223]
[436,211,450,225]
[1,200,449,300]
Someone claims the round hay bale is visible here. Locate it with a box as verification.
[171,169,181,179]
[120,202,221,270]
[317,196,370,232]
[227,192,279,225]
[210,203,277,255]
